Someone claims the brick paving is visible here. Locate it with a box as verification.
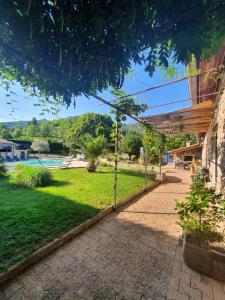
[1,166,225,300]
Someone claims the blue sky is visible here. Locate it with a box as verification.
[0,61,190,123]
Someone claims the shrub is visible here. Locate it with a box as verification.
[11,164,52,187]
[148,173,157,181]
[0,159,6,176]
[31,140,50,153]
[176,181,225,247]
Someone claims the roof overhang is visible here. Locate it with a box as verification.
[169,143,202,155]
[0,139,16,145]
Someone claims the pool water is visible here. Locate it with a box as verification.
[20,158,64,167]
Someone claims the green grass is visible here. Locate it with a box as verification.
[0,166,153,273]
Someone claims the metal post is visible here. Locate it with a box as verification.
[159,155,162,180]
[113,119,119,209]
[144,152,148,190]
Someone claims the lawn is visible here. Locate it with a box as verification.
[0,166,153,273]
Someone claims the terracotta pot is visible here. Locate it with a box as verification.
[183,236,225,282]
[190,165,196,174]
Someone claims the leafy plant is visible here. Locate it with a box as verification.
[10,164,52,187]
[78,134,106,172]
[143,127,165,164]
[0,159,6,176]
[31,140,50,153]
[176,181,225,247]
[121,130,142,160]
[110,89,147,158]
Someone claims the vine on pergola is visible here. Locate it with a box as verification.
[0,1,225,107]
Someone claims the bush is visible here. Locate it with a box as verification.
[10,164,52,187]
[176,181,225,247]
[0,159,6,176]
[31,140,50,153]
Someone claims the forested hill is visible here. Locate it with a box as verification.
[2,117,75,128]
[0,114,113,144]
[0,113,197,152]
[3,120,30,128]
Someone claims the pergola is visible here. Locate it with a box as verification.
[139,100,215,134]
[92,66,222,209]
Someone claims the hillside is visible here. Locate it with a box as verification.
[2,120,29,128]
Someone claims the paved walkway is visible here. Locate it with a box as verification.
[1,167,225,300]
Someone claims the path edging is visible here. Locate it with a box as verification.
[0,181,160,286]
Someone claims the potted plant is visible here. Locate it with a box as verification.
[176,178,225,281]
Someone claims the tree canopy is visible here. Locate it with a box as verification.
[121,130,142,160]
[0,1,224,106]
[143,127,165,163]
[72,113,113,141]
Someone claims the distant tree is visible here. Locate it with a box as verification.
[31,140,50,154]
[79,134,106,172]
[121,131,142,160]
[39,121,51,138]
[24,123,39,138]
[31,117,38,126]
[73,113,113,141]
[11,127,23,139]
[0,123,12,140]
[64,113,113,151]
[143,127,165,164]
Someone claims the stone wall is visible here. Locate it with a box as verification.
[202,88,225,193]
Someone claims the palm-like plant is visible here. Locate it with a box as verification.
[79,134,106,172]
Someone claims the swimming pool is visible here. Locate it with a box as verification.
[23,158,65,167]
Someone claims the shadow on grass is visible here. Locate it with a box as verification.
[50,179,70,187]
[0,176,100,273]
[99,168,147,179]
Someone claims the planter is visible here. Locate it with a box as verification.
[148,173,157,180]
[190,165,196,175]
[183,236,225,282]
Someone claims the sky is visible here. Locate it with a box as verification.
[0,61,191,123]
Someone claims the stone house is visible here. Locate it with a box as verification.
[139,45,225,193]
[169,143,202,164]
[190,46,225,193]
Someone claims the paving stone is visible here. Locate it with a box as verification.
[0,290,6,300]
[2,279,23,299]
[167,286,189,300]
[179,278,202,300]
[191,275,214,300]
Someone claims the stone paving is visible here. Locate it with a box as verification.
[1,167,225,300]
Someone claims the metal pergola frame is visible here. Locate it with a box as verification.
[92,94,150,209]
[91,65,223,209]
